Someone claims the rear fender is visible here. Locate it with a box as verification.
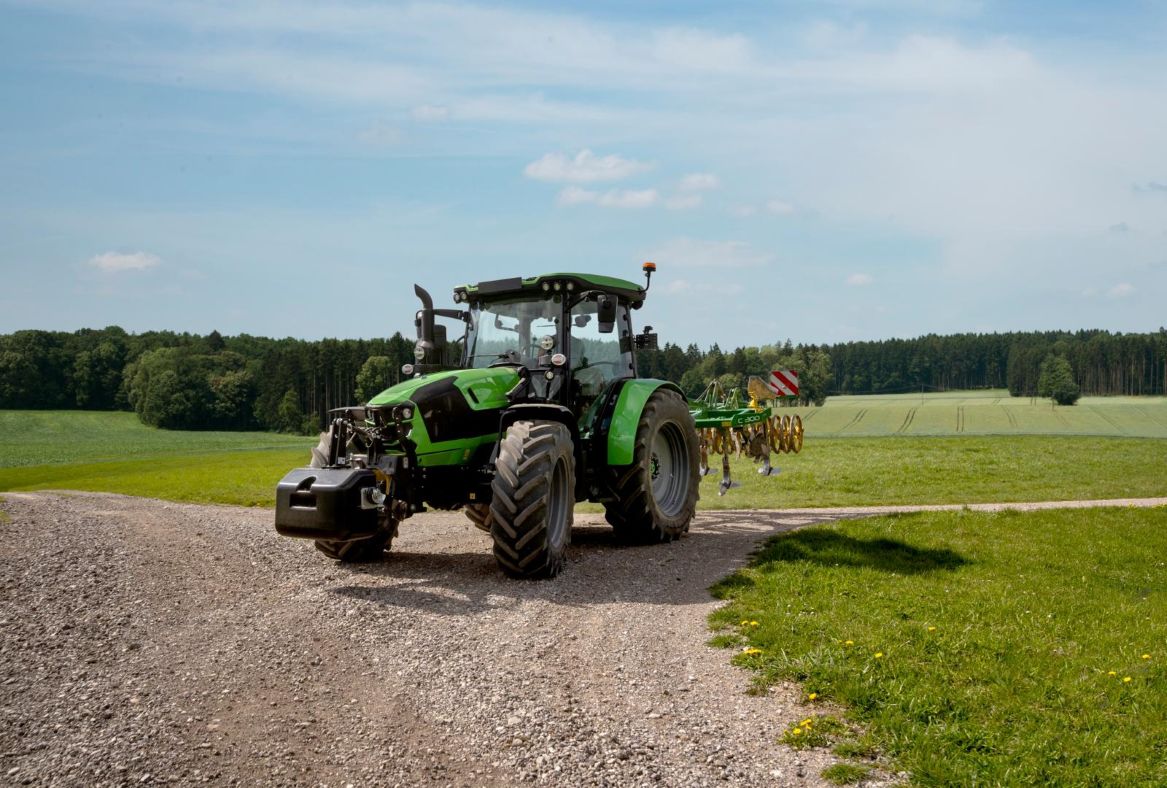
[605,379,684,465]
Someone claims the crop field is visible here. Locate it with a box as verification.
[782,389,1167,438]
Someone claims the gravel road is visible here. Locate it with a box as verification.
[2,492,1163,787]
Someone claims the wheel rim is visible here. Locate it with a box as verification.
[650,422,689,518]
[546,455,571,551]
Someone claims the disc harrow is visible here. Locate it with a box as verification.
[689,378,803,496]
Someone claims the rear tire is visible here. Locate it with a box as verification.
[489,420,574,579]
[604,389,699,543]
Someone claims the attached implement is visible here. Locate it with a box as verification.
[275,264,700,579]
[689,377,803,495]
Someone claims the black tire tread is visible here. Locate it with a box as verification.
[604,389,700,543]
[489,420,574,578]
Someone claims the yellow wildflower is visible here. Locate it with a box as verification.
[1123,676,1132,683]
[1143,654,1152,660]
[927,626,937,632]
[874,652,884,659]
[740,619,749,626]
[1108,671,1117,676]
[792,727,803,736]
[801,718,813,728]
[749,620,759,627]
[844,640,854,646]
[808,693,818,701]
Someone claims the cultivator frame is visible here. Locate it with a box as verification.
[689,378,803,495]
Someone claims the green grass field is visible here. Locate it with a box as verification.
[711,507,1167,785]
[3,402,1167,508]
[0,410,311,468]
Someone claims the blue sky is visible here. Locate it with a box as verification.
[1,0,1165,348]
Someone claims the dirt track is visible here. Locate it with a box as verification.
[2,493,1164,786]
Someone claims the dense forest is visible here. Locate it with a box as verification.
[1,325,1164,432]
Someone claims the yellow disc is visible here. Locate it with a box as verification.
[790,414,804,453]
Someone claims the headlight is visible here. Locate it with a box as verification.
[540,335,555,351]
[414,344,426,361]
[401,363,414,376]
[400,406,413,420]
[551,353,566,367]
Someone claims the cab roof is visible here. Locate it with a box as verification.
[454,272,646,306]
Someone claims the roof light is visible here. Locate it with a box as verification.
[553,282,562,291]
[566,281,575,291]
[541,281,551,291]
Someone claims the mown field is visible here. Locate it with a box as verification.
[781,389,1167,438]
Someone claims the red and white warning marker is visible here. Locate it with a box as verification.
[766,369,800,398]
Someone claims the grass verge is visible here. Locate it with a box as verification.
[710,507,1167,785]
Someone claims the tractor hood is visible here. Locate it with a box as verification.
[367,367,518,410]
[366,367,519,464]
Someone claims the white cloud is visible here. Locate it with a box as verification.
[411,104,450,121]
[598,188,658,208]
[557,186,658,208]
[557,186,597,205]
[765,199,796,216]
[846,273,874,286]
[678,173,720,192]
[525,149,652,183]
[648,238,774,268]
[1108,282,1134,298]
[665,194,702,210]
[87,251,160,272]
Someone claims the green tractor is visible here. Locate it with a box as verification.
[274,264,700,578]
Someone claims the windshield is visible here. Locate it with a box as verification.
[466,296,563,369]
[568,297,634,395]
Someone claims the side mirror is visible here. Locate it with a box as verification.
[635,326,658,351]
[597,295,617,334]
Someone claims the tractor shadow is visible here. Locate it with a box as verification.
[329,508,918,614]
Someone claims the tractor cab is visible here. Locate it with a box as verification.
[411,269,659,418]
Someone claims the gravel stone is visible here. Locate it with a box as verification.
[4,491,1159,786]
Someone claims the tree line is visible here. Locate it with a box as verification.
[1,325,1163,432]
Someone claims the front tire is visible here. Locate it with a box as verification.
[464,503,493,532]
[604,389,700,543]
[313,528,393,562]
[489,420,574,579]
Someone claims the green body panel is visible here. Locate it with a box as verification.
[691,406,771,429]
[366,367,519,467]
[605,378,683,465]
